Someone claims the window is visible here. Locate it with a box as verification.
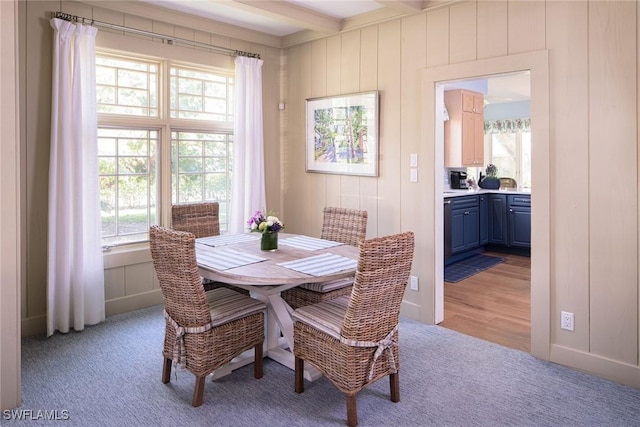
[486,132,531,189]
[480,118,531,189]
[97,53,234,246]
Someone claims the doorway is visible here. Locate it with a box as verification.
[421,51,550,360]
[439,72,532,352]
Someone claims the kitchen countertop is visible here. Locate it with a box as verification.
[443,189,531,198]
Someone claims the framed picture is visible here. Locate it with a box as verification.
[305,91,379,177]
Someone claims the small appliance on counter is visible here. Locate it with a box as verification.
[450,171,468,189]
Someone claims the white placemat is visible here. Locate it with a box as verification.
[197,249,267,271]
[197,233,259,247]
[278,253,357,276]
[278,235,344,251]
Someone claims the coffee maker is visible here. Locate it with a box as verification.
[450,171,468,189]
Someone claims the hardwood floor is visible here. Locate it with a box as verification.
[439,252,531,352]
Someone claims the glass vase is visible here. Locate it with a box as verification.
[260,232,278,251]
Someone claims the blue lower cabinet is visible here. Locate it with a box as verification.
[479,195,488,245]
[451,196,480,254]
[508,195,531,248]
[488,194,507,245]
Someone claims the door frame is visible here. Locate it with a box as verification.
[420,50,550,360]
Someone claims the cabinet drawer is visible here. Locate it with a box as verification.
[508,195,531,207]
[451,195,478,210]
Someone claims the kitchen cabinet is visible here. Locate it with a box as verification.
[450,195,479,254]
[488,194,507,245]
[479,194,489,245]
[444,89,484,167]
[508,195,531,248]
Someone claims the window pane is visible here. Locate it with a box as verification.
[99,128,158,246]
[490,133,517,179]
[96,54,159,117]
[170,65,233,122]
[521,132,532,189]
[171,131,233,230]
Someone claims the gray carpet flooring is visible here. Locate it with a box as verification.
[11,304,640,426]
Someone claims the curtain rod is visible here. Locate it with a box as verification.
[52,12,261,59]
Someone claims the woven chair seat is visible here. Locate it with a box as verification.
[206,288,265,327]
[298,277,353,293]
[291,296,350,338]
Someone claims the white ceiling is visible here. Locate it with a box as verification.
[137,0,530,104]
[138,0,429,37]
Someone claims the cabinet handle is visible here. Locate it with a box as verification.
[464,211,470,215]
[509,208,513,213]
[444,200,451,205]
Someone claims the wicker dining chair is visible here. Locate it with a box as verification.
[149,225,266,407]
[292,231,415,427]
[171,202,249,295]
[281,207,368,309]
[171,202,221,238]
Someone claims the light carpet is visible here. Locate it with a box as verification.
[12,305,640,426]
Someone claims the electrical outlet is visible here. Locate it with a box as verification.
[561,311,574,331]
[409,276,419,291]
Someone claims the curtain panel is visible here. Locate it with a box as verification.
[48,18,105,336]
[229,56,266,233]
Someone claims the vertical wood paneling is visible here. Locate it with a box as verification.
[400,14,426,227]
[426,7,449,67]
[508,0,546,54]
[376,20,402,238]
[477,0,508,59]
[340,30,362,209]
[359,25,380,235]
[325,35,342,207]
[546,1,590,351]
[449,0,477,63]
[589,1,638,363]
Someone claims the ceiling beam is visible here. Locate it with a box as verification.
[375,0,425,14]
[228,0,341,34]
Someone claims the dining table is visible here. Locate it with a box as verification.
[195,232,359,381]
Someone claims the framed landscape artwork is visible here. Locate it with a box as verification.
[305,91,379,177]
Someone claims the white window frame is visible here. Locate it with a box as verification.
[97,50,234,248]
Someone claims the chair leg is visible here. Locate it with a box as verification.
[294,356,304,393]
[254,343,264,379]
[390,372,400,402]
[192,375,206,407]
[162,358,172,384]
[346,394,358,427]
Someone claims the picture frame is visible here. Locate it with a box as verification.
[305,91,379,177]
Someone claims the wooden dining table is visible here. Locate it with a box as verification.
[195,232,359,381]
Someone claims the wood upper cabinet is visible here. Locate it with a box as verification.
[444,89,485,167]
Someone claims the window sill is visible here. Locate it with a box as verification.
[103,242,152,269]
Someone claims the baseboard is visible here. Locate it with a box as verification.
[550,344,640,388]
[21,314,47,337]
[105,290,163,317]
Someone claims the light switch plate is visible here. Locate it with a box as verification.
[410,153,418,167]
[410,168,418,182]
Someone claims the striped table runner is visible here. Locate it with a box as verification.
[197,249,267,271]
[278,253,357,276]
[197,233,259,247]
[278,235,344,251]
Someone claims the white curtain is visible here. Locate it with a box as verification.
[229,56,267,233]
[48,18,105,336]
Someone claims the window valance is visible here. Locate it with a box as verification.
[484,118,531,134]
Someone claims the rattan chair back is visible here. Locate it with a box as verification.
[149,225,211,327]
[341,231,415,341]
[171,202,220,238]
[321,207,368,246]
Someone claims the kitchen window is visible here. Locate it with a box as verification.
[97,52,234,246]
[480,118,531,189]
